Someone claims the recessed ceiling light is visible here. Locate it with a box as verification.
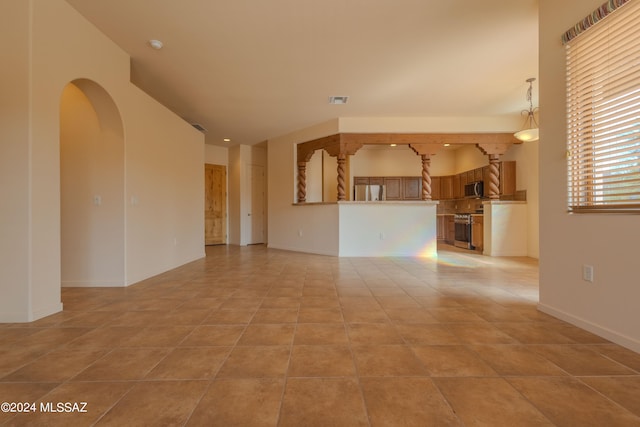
[329,96,349,105]
[444,143,451,147]
[148,39,163,50]
[390,144,397,147]
[223,138,231,142]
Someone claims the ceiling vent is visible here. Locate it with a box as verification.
[191,123,207,132]
[328,96,349,105]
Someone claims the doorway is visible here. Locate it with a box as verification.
[59,79,125,287]
[249,164,265,244]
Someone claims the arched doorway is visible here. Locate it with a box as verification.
[59,79,125,287]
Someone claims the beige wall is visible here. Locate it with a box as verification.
[0,1,32,320]
[267,119,340,254]
[0,0,205,321]
[205,144,228,166]
[539,0,640,352]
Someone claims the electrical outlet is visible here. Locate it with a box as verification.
[582,264,594,282]
[298,229,303,237]
[379,232,385,240]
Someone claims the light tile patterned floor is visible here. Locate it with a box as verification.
[1,244,640,426]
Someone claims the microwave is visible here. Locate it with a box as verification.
[464,181,484,198]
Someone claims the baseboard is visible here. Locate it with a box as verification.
[538,303,640,353]
[0,301,64,323]
[266,244,338,257]
[33,302,64,321]
[62,280,125,288]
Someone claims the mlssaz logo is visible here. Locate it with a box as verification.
[40,402,88,413]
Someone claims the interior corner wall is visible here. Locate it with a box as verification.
[0,0,205,321]
[228,144,267,246]
[228,145,242,245]
[267,119,340,254]
[455,142,540,259]
[539,0,640,352]
[0,0,32,321]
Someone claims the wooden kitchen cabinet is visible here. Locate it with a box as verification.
[471,216,483,251]
[431,176,441,200]
[501,161,516,196]
[403,177,421,200]
[445,215,455,244]
[453,174,461,199]
[460,171,468,191]
[482,161,516,197]
[436,215,445,240]
[384,177,402,200]
[354,177,369,185]
[441,175,454,200]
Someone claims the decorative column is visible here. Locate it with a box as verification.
[324,137,363,201]
[297,161,307,203]
[487,154,500,199]
[409,143,443,201]
[421,155,432,201]
[336,154,347,201]
[477,143,513,200]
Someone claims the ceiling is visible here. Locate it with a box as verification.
[65,0,539,147]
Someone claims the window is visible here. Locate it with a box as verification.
[565,0,640,213]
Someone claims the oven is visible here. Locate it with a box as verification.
[454,213,473,249]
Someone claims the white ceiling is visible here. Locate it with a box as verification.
[65,0,539,147]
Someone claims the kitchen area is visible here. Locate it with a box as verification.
[353,159,529,256]
[285,133,535,259]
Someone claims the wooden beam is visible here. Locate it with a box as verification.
[409,143,444,157]
[477,142,513,156]
[297,132,517,160]
[297,134,341,162]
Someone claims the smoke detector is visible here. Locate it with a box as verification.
[148,39,164,50]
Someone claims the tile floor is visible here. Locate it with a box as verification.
[1,244,640,426]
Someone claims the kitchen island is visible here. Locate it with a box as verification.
[285,201,438,257]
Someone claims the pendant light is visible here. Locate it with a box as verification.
[514,77,539,142]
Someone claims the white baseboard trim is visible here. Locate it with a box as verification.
[538,303,640,354]
[33,302,64,321]
[62,280,125,288]
[0,301,64,323]
[266,244,338,257]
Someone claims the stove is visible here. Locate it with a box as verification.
[454,214,473,249]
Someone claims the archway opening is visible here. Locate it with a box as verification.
[60,79,125,287]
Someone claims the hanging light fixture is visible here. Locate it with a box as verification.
[514,77,539,142]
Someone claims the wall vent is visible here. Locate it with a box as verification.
[329,96,349,104]
[191,123,207,132]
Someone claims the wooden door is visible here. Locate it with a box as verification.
[204,164,226,245]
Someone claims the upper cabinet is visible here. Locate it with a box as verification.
[402,177,421,200]
[384,177,403,200]
[440,161,516,200]
[481,161,516,198]
[353,161,515,201]
[353,176,422,201]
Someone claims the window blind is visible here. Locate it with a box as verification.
[566,0,640,213]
